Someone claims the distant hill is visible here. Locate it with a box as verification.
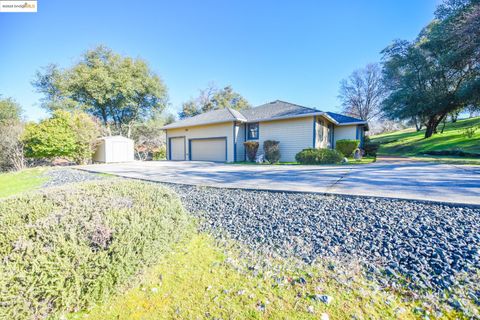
[370,117,480,161]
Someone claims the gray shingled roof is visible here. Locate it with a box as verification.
[241,100,321,122]
[162,100,366,129]
[162,107,246,129]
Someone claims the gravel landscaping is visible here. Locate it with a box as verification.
[166,184,480,297]
[42,168,105,187]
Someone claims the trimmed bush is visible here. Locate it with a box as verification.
[295,148,343,164]
[263,140,280,164]
[243,141,259,162]
[0,180,191,319]
[335,139,360,157]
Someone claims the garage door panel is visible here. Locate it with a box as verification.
[190,138,226,162]
[170,137,185,160]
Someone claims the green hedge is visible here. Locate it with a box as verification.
[0,180,191,319]
[295,148,343,164]
[335,139,360,157]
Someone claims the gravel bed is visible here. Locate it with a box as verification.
[42,168,105,187]
[165,183,480,296]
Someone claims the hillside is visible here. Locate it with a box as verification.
[370,117,480,163]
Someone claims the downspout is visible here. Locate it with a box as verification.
[312,116,317,148]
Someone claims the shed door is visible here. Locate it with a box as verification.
[190,138,226,162]
[111,141,128,162]
[170,137,185,160]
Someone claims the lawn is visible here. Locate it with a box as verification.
[0,167,47,198]
[69,234,419,320]
[370,117,480,164]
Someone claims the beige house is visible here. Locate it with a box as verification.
[162,100,368,162]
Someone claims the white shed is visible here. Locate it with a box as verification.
[93,136,134,163]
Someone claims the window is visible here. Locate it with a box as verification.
[247,123,259,140]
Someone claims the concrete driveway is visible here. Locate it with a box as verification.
[78,160,480,205]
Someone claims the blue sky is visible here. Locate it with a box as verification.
[0,0,438,121]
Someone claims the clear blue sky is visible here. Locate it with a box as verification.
[0,0,438,121]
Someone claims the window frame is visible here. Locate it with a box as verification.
[247,122,259,140]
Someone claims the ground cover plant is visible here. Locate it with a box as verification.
[0,180,191,319]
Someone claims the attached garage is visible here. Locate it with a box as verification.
[190,138,226,162]
[169,136,186,160]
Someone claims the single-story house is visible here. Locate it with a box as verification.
[162,100,368,162]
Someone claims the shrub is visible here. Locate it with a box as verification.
[0,98,25,171]
[153,145,167,160]
[22,110,101,164]
[263,140,280,163]
[243,141,259,162]
[335,139,360,157]
[0,180,191,319]
[295,148,343,164]
[364,141,380,157]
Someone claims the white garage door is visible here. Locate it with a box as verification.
[190,138,226,162]
[170,137,185,160]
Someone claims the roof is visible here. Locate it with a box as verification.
[99,135,133,141]
[325,112,367,125]
[161,100,367,129]
[162,107,246,129]
[240,100,321,122]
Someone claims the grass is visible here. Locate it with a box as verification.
[69,234,420,320]
[233,157,376,166]
[370,117,480,164]
[0,167,47,198]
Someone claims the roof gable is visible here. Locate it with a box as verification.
[162,107,246,129]
[241,100,320,122]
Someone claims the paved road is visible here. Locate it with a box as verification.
[77,160,480,205]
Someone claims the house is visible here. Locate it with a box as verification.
[162,100,368,162]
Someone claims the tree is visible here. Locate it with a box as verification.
[179,84,250,119]
[0,96,22,123]
[381,0,480,138]
[33,46,168,136]
[338,63,386,121]
[130,113,170,161]
[23,110,101,164]
[0,97,25,171]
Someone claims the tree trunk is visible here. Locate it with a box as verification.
[424,113,447,138]
[440,117,447,133]
[413,116,423,132]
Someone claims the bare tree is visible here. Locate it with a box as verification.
[0,120,25,171]
[338,63,386,121]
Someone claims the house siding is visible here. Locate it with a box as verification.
[333,125,358,147]
[166,122,235,162]
[245,116,313,162]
